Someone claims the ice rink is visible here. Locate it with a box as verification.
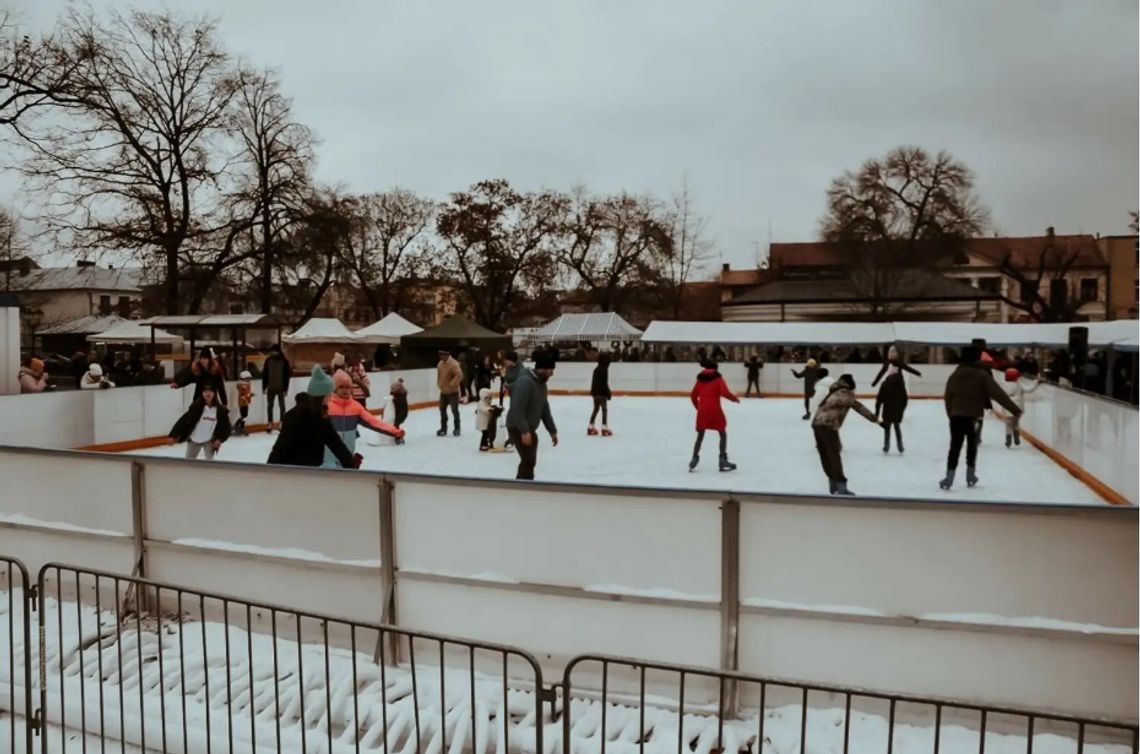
[133,395,1106,505]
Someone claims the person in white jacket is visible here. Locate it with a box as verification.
[79,363,116,390]
[1002,368,1039,447]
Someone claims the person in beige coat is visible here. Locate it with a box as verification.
[437,349,463,436]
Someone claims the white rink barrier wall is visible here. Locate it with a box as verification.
[0,445,1134,721]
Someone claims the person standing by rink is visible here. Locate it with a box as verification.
[939,346,1022,490]
[505,354,559,480]
[436,349,463,436]
[811,374,881,495]
[168,383,231,461]
[268,367,360,469]
[587,352,613,436]
[744,355,764,397]
[261,344,291,432]
[689,359,740,472]
[872,346,922,454]
[792,358,824,419]
[79,363,116,390]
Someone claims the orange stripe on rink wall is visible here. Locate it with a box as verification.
[1017,428,1131,506]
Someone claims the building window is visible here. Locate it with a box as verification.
[977,277,1001,294]
[117,296,131,317]
[1079,278,1098,302]
[1019,280,1036,303]
[98,295,112,315]
[951,252,970,266]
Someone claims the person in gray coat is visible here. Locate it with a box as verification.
[505,355,559,480]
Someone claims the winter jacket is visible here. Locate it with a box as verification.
[174,360,228,406]
[944,364,1021,419]
[590,364,611,400]
[792,365,824,396]
[1004,378,1040,411]
[389,381,409,424]
[268,398,356,468]
[18,367,48,394]
[475,398,494,431]
[746,360,763,380]
[262,353,292,393]
[690,367,739,432]
[811,382,878,430]
[875,373,909,423]
[506,368,557,435]
[79,374,116,390]
[321,394,402,467]
[169,399,232,444]
[437,357,463,395]
[871,360,921,387]
[236,382,253,408]
[347,364,371,401]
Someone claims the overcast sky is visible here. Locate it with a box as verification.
[3,0,1137,271]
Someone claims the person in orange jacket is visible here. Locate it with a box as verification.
[323,370,404,467]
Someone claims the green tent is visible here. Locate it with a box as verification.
[399,315,512,368]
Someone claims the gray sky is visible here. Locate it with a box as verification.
[3,0,1137,272]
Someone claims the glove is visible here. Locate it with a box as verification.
[352,453,364,469]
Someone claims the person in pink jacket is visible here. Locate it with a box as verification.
[18,357,49,393]
[322,370,404,467]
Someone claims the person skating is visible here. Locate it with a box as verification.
[475,388,500,451]
[792,359,824,419]
[234,371,254,436]
[588,352,613,436]
[437,349,463,436]
[79,363,116,390]
[689,360,740,472]
[389,378,409,445]
[811,374,881,495]
[267,368,360,469]
[940,346,1022,490]
[744,355,764,397]
[872,346,921,454]
[323,370,403,467]
[168,383,231,461]
[261,344,291,433]
[505,355,558,480]
[172,349,228,406]
[1002,368,1040,448]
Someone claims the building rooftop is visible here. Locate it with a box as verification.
[7,264,143,293]
[725,269,1000,307]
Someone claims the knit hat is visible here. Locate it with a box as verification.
[534,354,557,371]
[307,365,335,397]
[960,345,980,364]
[88,363,103,378]
[479,388,491,401]
[838,373,855,390]
[198,348,212,360]
[30,357,44,372]
[239,370,252,380]
[333,369,353,389]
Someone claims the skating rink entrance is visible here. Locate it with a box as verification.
[135,395,1109,504]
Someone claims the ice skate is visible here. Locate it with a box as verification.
[688,453,699,472]
[1013,429,1021,446]
[718,453,737,472]
[1005,434,1012,448]
[436,428,447,437]
[828,480,837,495]
[802,412,810,420]
[394,437,405,446]
[453,427,461,437]
[833,481,854,496]
[601,426,613,437]
[966,467,979,487]
[939,469,955,490]
[587,425,598,436]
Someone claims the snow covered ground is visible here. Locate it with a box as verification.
[134,397,1105,505]
[1,591,1130,754]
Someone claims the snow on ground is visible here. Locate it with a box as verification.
[135,397,1105,505]
[0,591,1130,754]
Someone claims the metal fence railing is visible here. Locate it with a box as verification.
[0,554,1137,753]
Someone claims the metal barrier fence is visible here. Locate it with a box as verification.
[0,554,1137,753]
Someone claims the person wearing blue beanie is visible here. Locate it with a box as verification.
[267,366,359,468]
[307,365,335,397]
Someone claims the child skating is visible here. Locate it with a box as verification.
[872,347,921,454]
[588,352,613,436]
[168,383,232,460]
[811,374,881,495]
[323,370,404,467]
[475,388,500,451]
[1002,368,1039,447]
[689,359,740,472]
[792,359,824,420]
[234,370,253,436]
[389,378,408,445]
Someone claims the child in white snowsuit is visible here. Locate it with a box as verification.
[475,388,499,451]
[1002,368,1039,448]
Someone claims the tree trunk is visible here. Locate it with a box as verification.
[165,245,180,315]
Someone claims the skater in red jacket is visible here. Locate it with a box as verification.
[689,360,740,472]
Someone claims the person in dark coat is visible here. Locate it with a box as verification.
[260,346,291,431]
[505,355,559,480]
[588,352,613,436]
[168,383,232,460]
[389,378,409,445]
[792,359,824,419]
[744,355,763,397]
[872,346,922,454]
[689,360,740,472]
[267,367,359,469]
[939,346,1022,490]
[172,349,228,406]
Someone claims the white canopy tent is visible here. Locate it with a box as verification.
[352,312,422,344]
[642,320,1139,351]
[87,321,183,344]
[282,317,357,344]
[532,312,643,343]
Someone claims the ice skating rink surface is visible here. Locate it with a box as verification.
[134,396,1106,505]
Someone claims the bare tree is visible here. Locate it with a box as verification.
[341,189,434,319]
[999,228,1091,323]
[231,66,316,313]
[662,176,714,319]
[820,146,989,319]
[557,186,673,315]
[0,206,30,291]
[272,190,356,326]
[0,10,87,132]
[18,8,238,314]
[436,179,563,330]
